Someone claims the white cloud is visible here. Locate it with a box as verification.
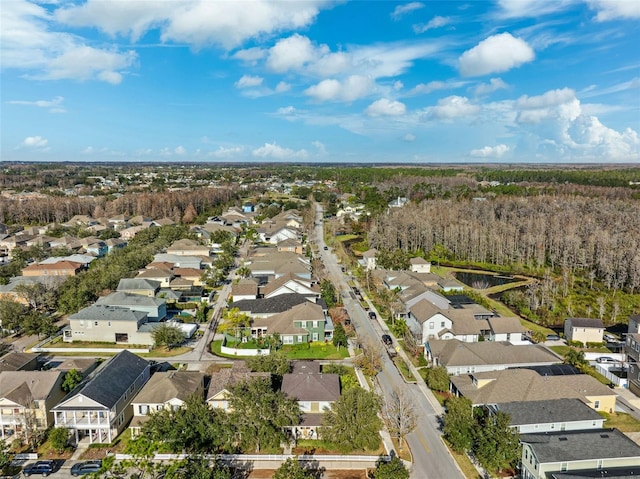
[403,133,416,142]
[304,75,375,102]
[276,106,296,115]
[391,2,424,20]
[365,98,407,117]
[235,75,264,88]
[312,140,327,155]
[210,146,245,159]
[413,16,452,33]
[232,47,267,63]
[588,0,640,21]
[429,96,480,120]
[410,80,467,95]
[275,81,291,93]
[514,87,639,160]
[174,146,186,155]
[470,144,510,158]
[473,78,508,96]
[21,136,48,148]
[495,0,574,18]
[252,142,309,160]
[8,95,66,112]
[1,1,137,83]
[266,33,319,73]
[458,33,534,77]
[394,81,404,90]
[56,0,329,49]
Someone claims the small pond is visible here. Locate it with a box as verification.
[455,272,518,289]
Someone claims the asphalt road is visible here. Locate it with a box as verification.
[313,204,464,479]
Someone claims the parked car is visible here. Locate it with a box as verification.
[368,311,377,320]
[382,334,393,346]
[546,334,561,341]
[596,356,617,363]
[23,460,56,477]
[71,460,102,476]
[323,246,328,250]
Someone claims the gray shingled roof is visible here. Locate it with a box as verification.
[493,398,603,426]
[69,304,148,322]
[430,339,560,367]
[521,428,640,463]
[55,350,148,409]
[566,317,605,329]
[231,293,312,314]
[117,278,161,292]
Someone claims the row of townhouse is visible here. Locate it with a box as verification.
[2,349,342,446]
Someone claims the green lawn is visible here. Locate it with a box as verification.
[335,234,360,243]
[281,342,350,360]
[392,356,416,383]
[601,411,640,432]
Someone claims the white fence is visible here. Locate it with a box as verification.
[32,347,151,354]
[220,337,269,356]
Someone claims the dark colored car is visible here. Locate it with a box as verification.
[368,311,377,320]
[71,460,102,476]
[382,334,393,346]
[323,246,328,250]
[23,460,56,476]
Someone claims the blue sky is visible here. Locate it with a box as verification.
[2,0,639,163]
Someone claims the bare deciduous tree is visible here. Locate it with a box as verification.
[380,388,417,451]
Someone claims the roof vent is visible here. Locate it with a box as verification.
[600,434,609,438]
[558,437,568,441]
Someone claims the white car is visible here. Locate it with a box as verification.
[596,356,617,363]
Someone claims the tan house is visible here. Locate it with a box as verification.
[0,352,40,373]
[167,239,210,257]
[136,268,174,288]
[409,257,431,273]
[206,364,269,411]
[21,260,84,277]
[277,239,304,255]
[172,268,206,286]
[450,368,617,413]
[563,317,604,344]
[0,371,66,440]
[130,371,205,437]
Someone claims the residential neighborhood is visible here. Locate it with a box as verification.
[0,164,640,479]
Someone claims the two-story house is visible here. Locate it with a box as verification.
[0,371,66,440]
[281,362,340,440]
[563,317,604,345]
[206,363,270,411]
[520,428,640,479]
[95,292,167,322]
[129,371,205,437]
[166,239,210,257]
[250,301,333,344]
[626,331,640,397]
[116,279,161,297]
[52,350,150,444]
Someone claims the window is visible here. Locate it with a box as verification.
[94,321,99,326]
[139,405,149,415]
[108,322,111,327]
[313,321,318,328]
[561,463,567,472]
[429,323,435,330]
[594,400,600,409]
[441,321,445,328]
[115,333,128,343]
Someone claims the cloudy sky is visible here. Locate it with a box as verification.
[2,0,639,163]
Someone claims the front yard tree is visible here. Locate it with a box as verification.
[473,409,521,474]
[165,456,231,479]
[245,350,292,376]
[442,396,474,453]
[423,366,450,393]
[48,427,69,453]
[273,457,313,479]
[380,389,417,451]
[332,323,348,350]
[0,298,26,333]
[321,387,382,452]
[229,377,301,453]
[371,456,410,479]
[152,323,187,350]
[320,279,337,308]
[219,307,251,345]
[353,338,383,377]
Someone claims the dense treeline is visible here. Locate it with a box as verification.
[0,187,237,225]
[369,195,640,293]
[475,167,640,188]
